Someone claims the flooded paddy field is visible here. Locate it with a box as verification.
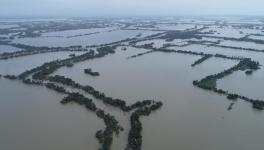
[12,30,160,47]
[1,17,264,150]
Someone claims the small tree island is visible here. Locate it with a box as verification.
[84,68,100,76]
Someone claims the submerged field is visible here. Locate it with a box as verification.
[0,17,264,150]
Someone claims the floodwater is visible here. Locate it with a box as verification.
[218,40,264,51]
[1,18,264,150]
[156,24,195,31]
[0,51,85,75]
[201,26,245,38]
[249,35,264,41]
[52,46,264,150]
[0,24,19,29]
[218,69,264,100]
[41,28,116,37]
[174,44,264,64]
[12,30,160,47]
[0,79,103,150]
[174,44,264,101]
[136,39,191,48]
[0,45,22,53]
[1,44,264,150]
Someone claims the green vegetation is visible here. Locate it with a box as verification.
[139,42,154,49]
[159,30,202,41]
[69,53,76,57]
[129,44,264,111]
[126,101,163,150]
[2,19,264,150]
[8,42,164,150]
[130,45,243,62]
[227,102,235,111]
[209,35,264,45]
[47,75,156,112]
[45,83,67,93]
[121,47,127,51]
[194,58,260,89]
[227,94,239,100]
[84,68,100,76]
[191,54,212,67]
[61,92,123,150]
[3,75,17,80]
[66,32,100,38]
[0,43,88,60]
[18,46,116,80]
[193,58,263,110]
[127,50,155,59]
[245,70,253,75]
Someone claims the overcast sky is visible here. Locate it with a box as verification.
[1,0,264,17]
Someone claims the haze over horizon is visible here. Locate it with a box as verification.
[1,0,264,17]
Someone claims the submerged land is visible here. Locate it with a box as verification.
[1,16,264,150]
